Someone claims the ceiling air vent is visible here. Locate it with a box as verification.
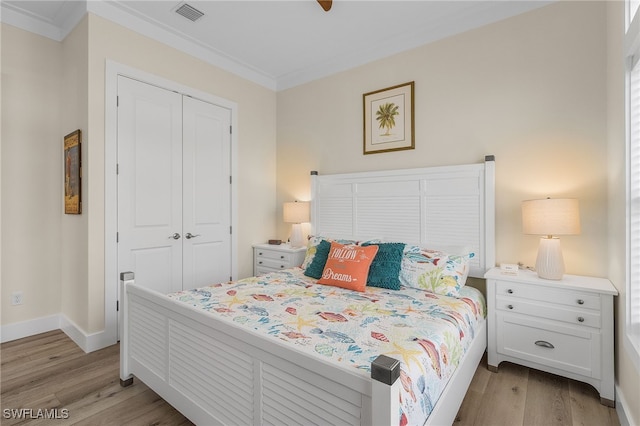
[175,3,204,22]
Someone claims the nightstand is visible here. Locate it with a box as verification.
[253,243,307,276]
[485,267,618,406]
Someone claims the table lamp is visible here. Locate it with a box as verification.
[522,198,581,280]
[283,201,310,248]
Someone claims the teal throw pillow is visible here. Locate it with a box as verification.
[363,242,405,290]
[303,239,332,279]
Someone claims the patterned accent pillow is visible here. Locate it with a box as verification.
[399,245,474,297]
[362,242,405,290]
[301,236,358,270]
[317,242,379,292]
[303,239,332,279]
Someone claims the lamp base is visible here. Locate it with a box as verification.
[289,224,305,248]
[535,237,565,280]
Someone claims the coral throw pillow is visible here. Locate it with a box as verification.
[317,242,379,292]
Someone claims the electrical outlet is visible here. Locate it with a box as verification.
[11,291,23,306]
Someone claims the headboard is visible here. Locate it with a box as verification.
[310,156,495,278]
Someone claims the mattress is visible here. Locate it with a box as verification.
[168,267,486,425]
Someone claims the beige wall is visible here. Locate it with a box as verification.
[277,1,638,422]
[1,24,63,325]
[60,17,89,332]
[277,1,607,277]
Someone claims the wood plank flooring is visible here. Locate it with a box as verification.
[1,330,619,425]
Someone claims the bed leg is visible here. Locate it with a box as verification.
[371,355,401,426]
[119,271,135,389]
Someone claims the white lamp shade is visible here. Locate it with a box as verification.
[283,201,310,224]
[522,198,580,236]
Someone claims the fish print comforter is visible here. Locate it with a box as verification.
[168,267,486,426]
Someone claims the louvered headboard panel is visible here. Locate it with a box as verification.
[310,156,495,278]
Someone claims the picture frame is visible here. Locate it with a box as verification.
[64,129,82,214]
[363,81,414,155]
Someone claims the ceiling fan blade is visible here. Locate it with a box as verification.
[317,0,332,12]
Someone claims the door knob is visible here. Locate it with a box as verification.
[169,233,181,240]
[185,233,201,239]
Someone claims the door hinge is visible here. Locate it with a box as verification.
[116,300,119,311]
[230,125,233,135]
[117,96,119,107]
[229,175,232,184]
[230,226,232,234]
[116,163,119,175]
[116,232,119,243]
[230,275,233,282]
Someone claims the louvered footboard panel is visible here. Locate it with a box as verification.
[129,295,167,380]
[261,361,363,426]
[169,320,256,425]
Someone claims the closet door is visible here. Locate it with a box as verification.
[117,76,183,294]
[182,96,232,289]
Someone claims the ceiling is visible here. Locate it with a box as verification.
[1,0,552,90]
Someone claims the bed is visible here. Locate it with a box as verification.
[119,156,496,425]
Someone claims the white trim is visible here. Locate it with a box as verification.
[0,314,113,354]
[0,315,60,343]
[59,314,111,354]
[0,1,85,42]
[104,60,239,344]
[88,1,275,90]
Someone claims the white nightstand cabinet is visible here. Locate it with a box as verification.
[485,268,618,406]
[253,243,307,276]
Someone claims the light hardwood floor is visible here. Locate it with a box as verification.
[1,330,620,426]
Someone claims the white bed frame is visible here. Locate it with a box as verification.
[120,156,495,425]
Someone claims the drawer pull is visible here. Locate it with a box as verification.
[577,317,585,323]
[258,261,263,265]
[507,304,514,310]
[577,299,585,305]
[280,255,285,259]
[535,340,555,349]
[507,289,514,294]
[280,265,285,269]
[258,252,263,255]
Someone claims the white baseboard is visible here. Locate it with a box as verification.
[59,314,116,353]
[616,383,638,426]
[0,314,60,343]
[1,314,115,353]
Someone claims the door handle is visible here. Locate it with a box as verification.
[169,233,181,240]
[185,233,201,239]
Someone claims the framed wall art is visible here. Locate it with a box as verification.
[363,81,414,155]
[64,129,82,214]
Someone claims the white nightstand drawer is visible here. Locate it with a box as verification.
[495,280,600,310]
[255,257,289,270]
[255,249,292,263]
[497,313,599,378]
[495,295,601,328]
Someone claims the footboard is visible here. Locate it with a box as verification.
[120,272,486,425]
[119,272,401,426]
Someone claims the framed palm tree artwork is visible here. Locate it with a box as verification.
[363,81,414,154]
[64,129,82,214]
